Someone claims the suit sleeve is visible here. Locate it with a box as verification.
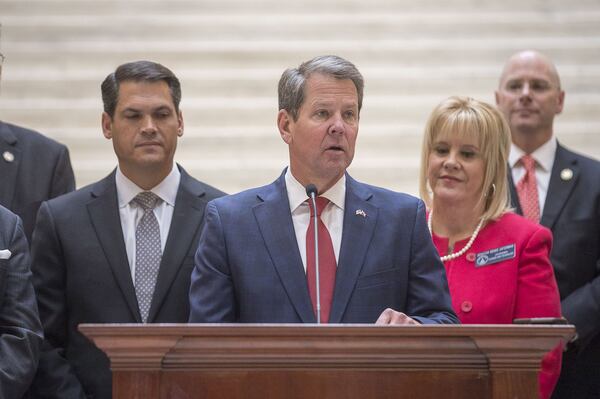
[29,201,87,398]
[50,145,76,198]
[189,201,237,322]
[560,238,600,348]
[0,214,43,399]
[405,200,460,325]
[512,225,562,399]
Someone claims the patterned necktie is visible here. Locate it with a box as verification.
[133,191,162,323]
[516,154,540,222]
[306,197,337,323]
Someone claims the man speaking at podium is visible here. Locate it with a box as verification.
[189,55,458,325]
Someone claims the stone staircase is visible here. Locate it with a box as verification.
[1,0,599,195]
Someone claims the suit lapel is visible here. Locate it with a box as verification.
[329,176,378,323]
[253,173,316,323]
[87,173,142,322]
[541,144,579,229]
[0,123,21,208]
[507,170,523,214]
[147,169,206,322]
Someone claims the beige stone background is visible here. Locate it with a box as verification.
[1,0,599,195]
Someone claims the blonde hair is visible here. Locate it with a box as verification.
[419,96,512,221]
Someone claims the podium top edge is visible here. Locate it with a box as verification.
[78,322,575,338]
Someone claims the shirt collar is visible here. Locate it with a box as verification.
[284,167,346,212]
[509,136,557,173]
[116,164,181,208]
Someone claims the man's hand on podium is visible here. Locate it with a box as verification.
[375,308,420,325]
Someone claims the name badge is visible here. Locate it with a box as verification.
[476,244,515,267]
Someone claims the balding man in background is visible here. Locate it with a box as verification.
[496,50,600,398]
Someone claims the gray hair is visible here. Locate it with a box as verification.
[101,60,181,117]
[278,55,364,121]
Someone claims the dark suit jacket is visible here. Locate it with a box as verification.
[0,206,43,399]
[509,143,600,396]
[29,167,224,399]
[189,172,458,325]
[0,121,75,243]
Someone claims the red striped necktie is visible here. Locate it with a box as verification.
[306,197,337,323]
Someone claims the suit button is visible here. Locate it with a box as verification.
[461,301,473,313]
[466,253,476,262]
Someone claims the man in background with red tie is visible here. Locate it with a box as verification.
[496,50,600,399]
[189,55,458,326]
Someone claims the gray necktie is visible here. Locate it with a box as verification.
[133,191,162,323]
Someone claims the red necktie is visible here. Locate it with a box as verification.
[516,154,540,222]
[306,197,336,323]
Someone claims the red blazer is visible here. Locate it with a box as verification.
[431,212,562,399]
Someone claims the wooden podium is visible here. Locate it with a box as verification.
[79,324,573,399]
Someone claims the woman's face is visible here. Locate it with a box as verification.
[427,132,486,209]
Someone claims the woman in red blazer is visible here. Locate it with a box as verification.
[419,96,562,399]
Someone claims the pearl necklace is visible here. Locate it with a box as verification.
[428,210,485,262]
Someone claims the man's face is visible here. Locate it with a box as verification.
[102,80,183,176]
[278,73,359,190]
[495,53,564,136]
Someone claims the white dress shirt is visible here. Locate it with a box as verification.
[509,137,557,216]
[285,168,345,272]
[115,164,180,280]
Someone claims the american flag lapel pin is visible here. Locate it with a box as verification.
[355,209,367,218]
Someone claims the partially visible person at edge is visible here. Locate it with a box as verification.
[419,96,562,399]
[0,205,43,398]
[496,50,600,399]
[0,51,75,244]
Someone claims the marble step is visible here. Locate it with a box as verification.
[3,47,600,78]
[3,64,600,99]
[4,12,600,41]
[2,0,598,15]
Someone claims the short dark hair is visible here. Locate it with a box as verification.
[101,60,181,117]
[278,55,364,121]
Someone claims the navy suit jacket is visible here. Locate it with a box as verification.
[0,206,42,399]
[189,172,458,325]
[509,143,600,397]
[0,121,75,243]
[29,167,225,399]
